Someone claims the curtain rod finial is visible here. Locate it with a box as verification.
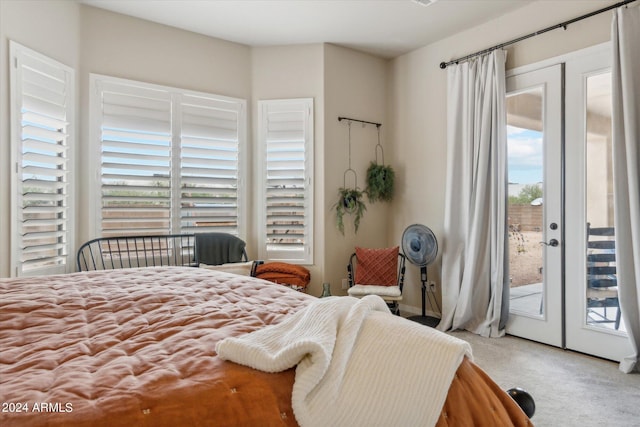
[439,62,447,69]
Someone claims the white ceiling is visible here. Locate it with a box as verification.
[80,0,533,59]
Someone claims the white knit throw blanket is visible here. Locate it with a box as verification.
[216,295,472,427]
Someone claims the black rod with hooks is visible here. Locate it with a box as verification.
[338,116,382,128]
[439,0,637,69]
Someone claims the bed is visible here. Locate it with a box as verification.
[0,267,533,426]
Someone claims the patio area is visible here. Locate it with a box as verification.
[509,282,626,332]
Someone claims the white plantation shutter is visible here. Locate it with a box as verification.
[10,42,75,277]
[96,80,172,236]
[259,99,313,263]
[179,94,244,234]
[91,75,246,237]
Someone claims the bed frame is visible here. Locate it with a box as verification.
[77,234,200,271]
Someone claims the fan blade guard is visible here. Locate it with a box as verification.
[401,224,438,266]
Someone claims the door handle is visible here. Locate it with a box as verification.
[540,239,559,247]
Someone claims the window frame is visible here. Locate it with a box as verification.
[257,98,314,264]
[9,41,75,277]
[89,74,247,240]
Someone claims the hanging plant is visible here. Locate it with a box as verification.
[365,162,395,203]
[333,120,367,235]
[333,187,366,235]
[365,126,395,203]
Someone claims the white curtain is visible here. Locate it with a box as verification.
[612,5,640,374]
[438,50,508,338]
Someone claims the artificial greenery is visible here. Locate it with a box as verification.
[365,162,395,203]
[333,187,366,235]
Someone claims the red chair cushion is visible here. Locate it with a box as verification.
[354,247,399,286]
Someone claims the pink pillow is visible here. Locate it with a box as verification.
[355,246,399,286]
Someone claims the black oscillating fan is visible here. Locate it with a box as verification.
[401,224,440,327]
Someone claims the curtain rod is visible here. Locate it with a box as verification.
[338,116,382,128]
[439,0,637,69]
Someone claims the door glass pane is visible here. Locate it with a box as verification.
[585,72,624,332]
[507,86,544,317]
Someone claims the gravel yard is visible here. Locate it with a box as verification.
[508,231,543,287]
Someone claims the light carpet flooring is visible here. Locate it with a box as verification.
[449,331,640,427]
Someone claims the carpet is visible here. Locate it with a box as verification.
[450,331,640,427]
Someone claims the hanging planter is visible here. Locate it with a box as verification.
[366,162,395,202]
[365,127,395,203]
[334,187,366,235]
[332,121,366,235]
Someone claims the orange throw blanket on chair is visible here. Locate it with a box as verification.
[255,262,311,289]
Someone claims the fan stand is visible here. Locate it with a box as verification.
[407,266,440,328]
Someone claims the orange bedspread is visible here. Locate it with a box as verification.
[0,267,532,427]
[0,267,313,427]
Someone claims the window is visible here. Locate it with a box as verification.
[258,98,313,264]
[10,42,75,277]
[90,75,246,238]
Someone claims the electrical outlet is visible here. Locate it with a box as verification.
[428,281,437,292]
[342,278,349,290]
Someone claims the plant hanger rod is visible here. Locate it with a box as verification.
[338,116,382,128]
[439,0,637,69]
[344,121,357,188]
[375,126,385,165]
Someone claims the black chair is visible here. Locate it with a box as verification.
[586,224,621,330]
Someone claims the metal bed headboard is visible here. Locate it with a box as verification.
[77,234,198,271]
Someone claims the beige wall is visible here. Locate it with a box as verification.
[388,0,617,315]
[0,0,81,278]
[79,6,251,97]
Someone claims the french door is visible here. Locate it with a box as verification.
[504,64,563,348]
[564,45,631,361]
[505,44,631,362]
